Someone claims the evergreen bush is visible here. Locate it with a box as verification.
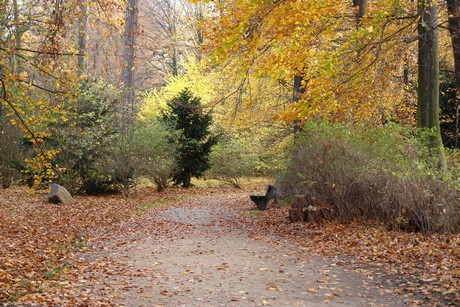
[163,89,217,188]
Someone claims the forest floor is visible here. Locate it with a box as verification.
[1,183,459,306]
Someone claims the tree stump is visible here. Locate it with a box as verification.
[288,208,304,222]
[304,206,323,223]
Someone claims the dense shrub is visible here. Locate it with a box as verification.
[102,135,136,196]
[206,120,292,185]
[94,120,179,195]
[131,120,178,192]
[50,79,120,194]
[206,129,290,186]
[206,136,255,187]
[279,121,460,233]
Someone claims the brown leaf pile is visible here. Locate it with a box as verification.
[0,186,181,303]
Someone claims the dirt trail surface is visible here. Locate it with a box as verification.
[51,190,422,307]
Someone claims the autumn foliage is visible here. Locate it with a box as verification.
[200,0,419,125]
[0,0,459,304]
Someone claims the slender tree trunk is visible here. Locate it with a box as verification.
[417,0,447,169]
[171,47,178,77]
[446,0,460,148]
[447,0,460,90]
[353,0,367,25]
[194,4,204,60]
[92,41,99,72]
[169,1,179,77]
[195,5,204,46]
[77,0,88,77]
[292,75,304,135]
[12,0,22,75]
[120,0,138,132]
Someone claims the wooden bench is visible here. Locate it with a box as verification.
[249,185,278,210]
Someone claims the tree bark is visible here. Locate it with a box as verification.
[353,0,367,18]
[77,0,88,76]
[120,0,138,132]
[446,0,460,149]
[447,0,460,89]
[292,75,304,135]
[417,0,447,169]
[12,0,22,75]
[353,0,367,27]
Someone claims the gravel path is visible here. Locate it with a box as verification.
[79,195,412,307]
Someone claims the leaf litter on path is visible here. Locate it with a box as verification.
[0,185,458,305]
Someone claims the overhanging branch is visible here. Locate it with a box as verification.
[0,78,56,174]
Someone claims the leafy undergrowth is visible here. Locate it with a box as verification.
[1,184,459,305]
[235,202,460,305]
[0,186,187,303]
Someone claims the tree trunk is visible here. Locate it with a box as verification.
[12,0,22,75]
[77,0,88,76]
[182,173,191,188]
[447,0,460,90]
[417,0,447,169]
[120,0,138,133]
[353,0,367,18]
[292,75,304,135]
[195,5,204,46]
[446,0,460,149]
[353,0,367,26]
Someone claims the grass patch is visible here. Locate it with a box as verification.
[69,236,86,252]
[9,209,18,218]
[134,199,173,214]
[193,177,274,189]
[244,208,261,218]
[43,270,56,281]
[192,178,233,188]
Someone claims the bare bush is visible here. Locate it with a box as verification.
[279,122,460,233]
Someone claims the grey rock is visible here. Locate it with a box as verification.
[47,183,75,204]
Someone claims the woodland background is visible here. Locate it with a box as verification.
[0,0,460,303]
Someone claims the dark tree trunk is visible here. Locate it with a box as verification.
[447,0,460,90]
[182,173,191,188]
[353,0,367,18]
[446,0,460,149]
[353,0,367,27]
[120,0,138,132]
[417,0,447,169]
[292,75,304,135]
